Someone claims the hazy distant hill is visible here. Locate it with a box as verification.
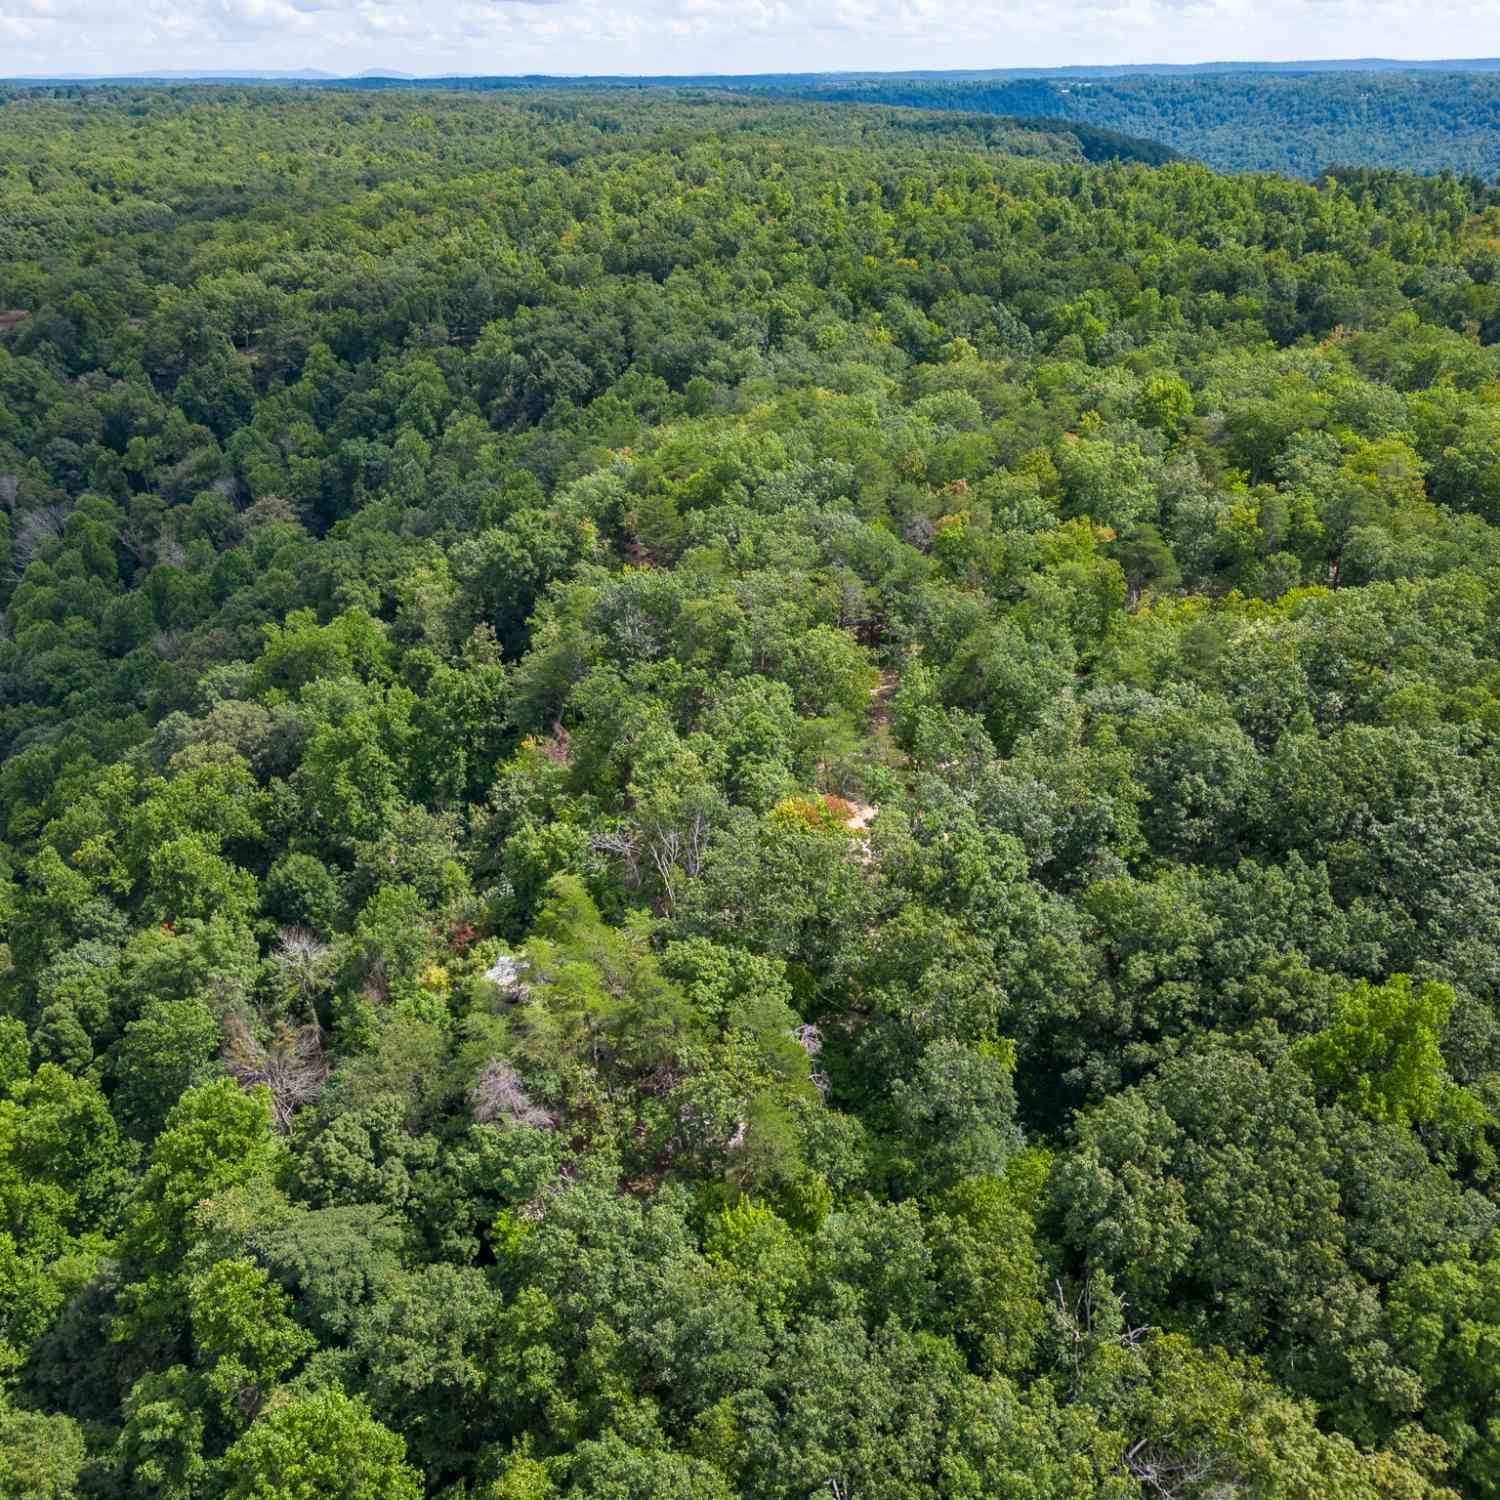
[761,72,1500,176]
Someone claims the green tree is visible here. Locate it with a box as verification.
[1388,1234,1500,1497]
[930,1160,1050,1377]
[218,1388,422,1500]
[516,875,697,1079]
[188,1257,315,1424]
[1296,975,1485,1133]
[0,1398,87,1500]
[351,1264,507,1476]
[112,996,222,1141]
[118,1079,281,1341]
[564,1432,733,1500]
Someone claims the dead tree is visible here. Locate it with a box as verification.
[270,925,335,1012]
[222,1017,328,1133]
[470,1059,556,1130]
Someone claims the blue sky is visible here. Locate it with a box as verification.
[2,0,1494,78]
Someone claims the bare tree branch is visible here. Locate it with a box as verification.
[270,925,336,1010]
[223,1017,327,1132]
[470,1059,556,1130]
[12,504,66,573]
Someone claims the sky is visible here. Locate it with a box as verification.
[4,0,1500,79]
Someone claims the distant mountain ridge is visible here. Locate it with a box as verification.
[9,58,1500,86]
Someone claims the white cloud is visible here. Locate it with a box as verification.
[4,0,1500,76]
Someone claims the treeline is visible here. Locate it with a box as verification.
[5,85,1500,1499]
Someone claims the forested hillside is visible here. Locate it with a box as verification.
[7,85,1500,1498]
[18,68,1500,177]
[754,71,1500,177]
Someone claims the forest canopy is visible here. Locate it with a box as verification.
[3,83,1500,1498]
